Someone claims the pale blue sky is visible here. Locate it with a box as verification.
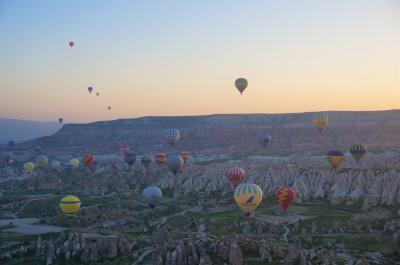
[0,0,399,122]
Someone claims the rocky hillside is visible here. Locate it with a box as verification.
[4,110,400,156]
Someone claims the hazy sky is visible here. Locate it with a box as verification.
[0,0,399,122]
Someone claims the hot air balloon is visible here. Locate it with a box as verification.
[24,162,35,173]
[36,155,48,168]
[180,151,189,163]
[51,160,61,169]
[143,186,162,209]
[96,92,99,96]
[88,87,93,93]
[8,140,15,148]
[326,150,344,169]
[35,145,43,154]
[226,167,246,186]
[235,78,248,95]
[120,144,129,155]
[68,41,74,47]
[70,159,80,169]
[125,151,136,167]
[312,114,328,132]
[111,163,120,173]
[154,153,166,167]
[275,187,296,211]
[350,144,367,162]
[257,132,271,148]
[58,118,63,124]
[83,154,95,168]
[167,155,184,175]
[59,195,81,216]
[108,106,111,110]
[165,129,180,146]
[141,156,151,168]
[234,183,263,217]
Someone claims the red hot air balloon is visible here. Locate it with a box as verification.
[83,154,95,168]
[69,41,74,47]
[275,187,296,211]
[121,144,129,155]
[226,167,245,187]
[154,153,166,167]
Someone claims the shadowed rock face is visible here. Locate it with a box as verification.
[5,110,400,155]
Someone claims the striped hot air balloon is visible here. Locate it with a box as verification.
[226,167,246,186]
[326,150,344,169]
[349,144,367,162]
[59,196,81,216]
[312,114,328,132]
[234,183,263,217]
[165,128,180,146]
[275,187,296,211]
[154,153,166,167]
[235,78,248,95]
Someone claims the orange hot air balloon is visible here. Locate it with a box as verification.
[154,153,166,167]
[83,154,95,167]
[275,187,296,211]
[180,151,189,162]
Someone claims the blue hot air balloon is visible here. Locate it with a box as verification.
[143,186,162,208]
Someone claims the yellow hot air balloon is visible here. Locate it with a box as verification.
[70,159,80,169]
[312,114,328,132]
[234,183,263,217]
[326,150,344,169]
[59,196,81,216]
[24,162,35,173]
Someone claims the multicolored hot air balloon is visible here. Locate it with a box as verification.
[58,118,63,124]
[180,151,189,163]
[235,78,248,95]
[24,162,35,173]
[141,156,151,168]
[154,153,166,167]
[120,144,129,155]
[257,132,271,148]
[326,150,344,169]
[312,114,328,132]
[143,186,162,209]
[275,187,296,211]
[167,155,184,175]
[88,86,93,93]
[36,155,48,168]
[68,41,74,47]
[226,167,246,186]
[59,195,81,216]
[350,144,367,162]
[165,129,180,146]
[234,183,263,217]
[125,151,137,167]
[70,159,80,169]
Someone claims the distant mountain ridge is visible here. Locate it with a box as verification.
[0,117,59,144]
[2,110,400,156]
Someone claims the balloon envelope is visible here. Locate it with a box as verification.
[165,129,180,146]
[143,186,162,208]
[234,183,263,216]
[257,132,272,148]
[141,156,151,168]
[167,155,184,175]
[326,150,344,169]
[275,187,296,211]
[51,160,61,169]
[154,153,166,167]
[24,162,35,173]
[70,159,80,168]
[312,114,328,131]
[68,41,74,47]
[59,195,81,216]
[235,78,248,94]
[125,151,137,166]
[36,155,48,168]
[226,167,245,186]
[350,144,367,162]
[83,154,95,167]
